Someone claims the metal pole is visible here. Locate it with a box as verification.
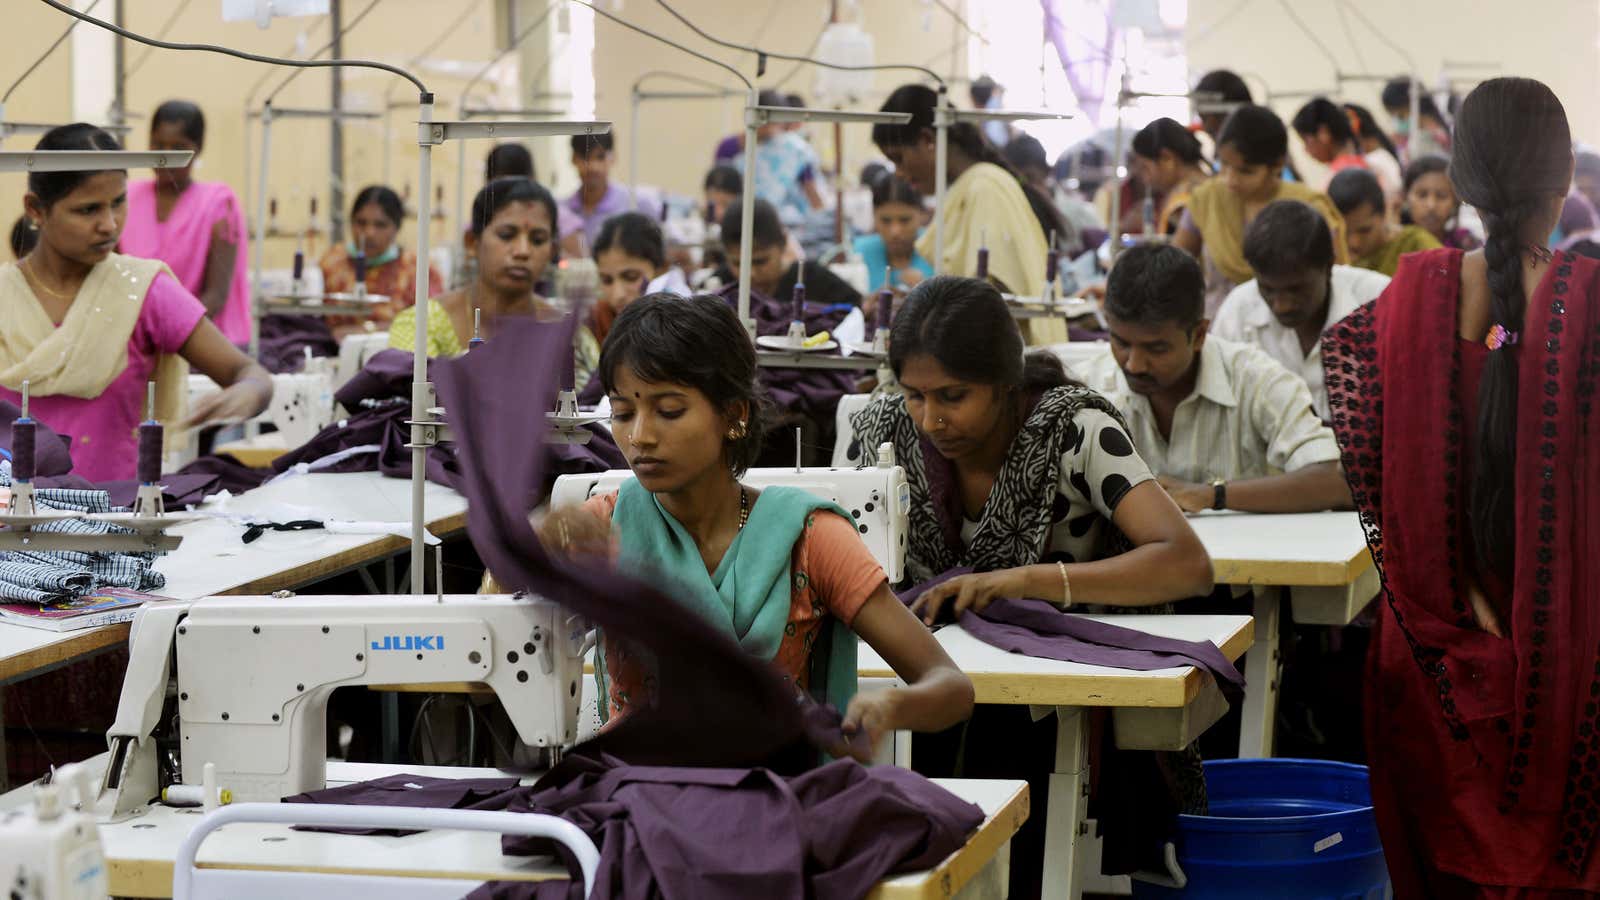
[410,94,436,596]
[629,89,640,212]
[112,0,125,127]
[329,0,346,244]
[933,100,948,275]
[1109,71,1127,259]
[736,87,759,337]
[250,106,273,365]
[455,101,467,259]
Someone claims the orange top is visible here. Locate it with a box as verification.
[584,491,886,722]
[317,245,444,331]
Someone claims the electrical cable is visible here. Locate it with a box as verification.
[125,0,195,80]
[33,0,428,94]
[654,0,944,86]
[1274,0,1342,77]
[1333,2,1369,75]
[929,0,990,45]
[1186,0,1252,45]
[570,0,751,90]
[383,0,483,107]
[264,0,386,105]
[1335,0,1416,69]
[4,0,105,104]
[460,0,564,108]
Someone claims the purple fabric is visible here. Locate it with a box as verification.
[258,314,339,374]
[900,569,1245,705]
[270,349,623,493]
[34,455,268,508]
[437,315,854,769]
[714,282,856,423]
[284,773,520,835]
[0,400,74,477]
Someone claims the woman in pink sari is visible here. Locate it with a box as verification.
[121,100,250,347]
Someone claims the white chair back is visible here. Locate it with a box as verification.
[172,802,600,900]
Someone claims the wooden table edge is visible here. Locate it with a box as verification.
[867,780,1030,900]
[1209,545,1372,588]
[0,622,131,684]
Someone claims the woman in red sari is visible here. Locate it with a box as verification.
[1325,77,1600,897]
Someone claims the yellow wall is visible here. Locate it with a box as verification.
[0,2,79,238]
[1186,0,1600,164]
[582,0,968,201]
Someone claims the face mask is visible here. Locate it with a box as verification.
[348,240,401,267]
[1392,119,1411,137]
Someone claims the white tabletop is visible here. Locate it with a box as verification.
[0,473,468,685]
[1187,510,1372,587]
[859,614,1252,709]
[12,757,1025,900]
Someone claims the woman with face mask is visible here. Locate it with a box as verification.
[1172,105,1349,315]
[319,184,445,339]
[0,124,272,481]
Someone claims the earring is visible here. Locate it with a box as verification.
[727,421,747,440]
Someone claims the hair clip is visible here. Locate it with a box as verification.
[1527,244,1554,263]
[1486,324,1520,351]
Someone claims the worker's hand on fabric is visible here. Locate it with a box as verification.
[910,569,1023,626]
[1156,475,1212,514]
[179,380,269,429]
[537,506,613,559]
[836,689,898,764]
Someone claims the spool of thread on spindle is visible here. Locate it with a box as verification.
[137,382,162,486]
[1045,245,1059,288]
[975,228,990,280]
[292,249,305,282]
[791,281,807,323]
[11,420,35,484]
[353,251,368,285]
[873,276,893,338]
[468,307,485,352]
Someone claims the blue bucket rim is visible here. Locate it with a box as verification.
[1180,758,1374,828]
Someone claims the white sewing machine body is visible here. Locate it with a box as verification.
[550,460,910,584]
[101,594,586,818]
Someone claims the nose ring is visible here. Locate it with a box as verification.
[937,417,945,426]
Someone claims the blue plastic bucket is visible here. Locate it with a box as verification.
[1130,759,1389,900]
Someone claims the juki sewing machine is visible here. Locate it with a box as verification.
[98,593,587,820]
[549,454,910,584]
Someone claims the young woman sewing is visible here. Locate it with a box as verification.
[319,184,444,338]
[0,124,272,482]
[1173,104,1348,315]
[535,293,973,761]
[848,275,1214,899]
[591,212,687,346]
[1130,117,1213,236]
[388,178,598,382]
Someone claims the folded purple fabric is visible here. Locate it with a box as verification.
[900,569,1245,705]
[258,314,339,375]
[462,755,984,900]
[283,773,520,835]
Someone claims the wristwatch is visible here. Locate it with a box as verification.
[1210,479,1227,511]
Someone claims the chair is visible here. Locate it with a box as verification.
[172,802,600,900]
[831,393,875,467]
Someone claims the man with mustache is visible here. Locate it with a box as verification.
[1211,200,1392,420]
[1080,243,1352,514]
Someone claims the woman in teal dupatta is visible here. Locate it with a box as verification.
[539,293,973,762]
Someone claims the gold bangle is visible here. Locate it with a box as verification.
[1058,561,1072,609]
[557,519,572,550]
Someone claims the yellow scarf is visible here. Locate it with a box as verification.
[1186,179,1348,286]
[0,254,189,441]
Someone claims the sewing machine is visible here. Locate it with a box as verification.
[550,455,910,584]
[98,593,587,820]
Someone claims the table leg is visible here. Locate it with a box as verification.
[1042,706,1089,900]
[1238,586,1281,758]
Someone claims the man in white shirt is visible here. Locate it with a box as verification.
[1212,200,1391,419]
[1080,243,1353,514]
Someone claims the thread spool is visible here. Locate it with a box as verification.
[353,251,368,285]
[468,307,484,352]
[292,249,305,282]
[137,382,162,486]
[790,280,807,323]
[1045,237,1059,287]
[975,228,989,280]
[873,272,893,338]
[12,379,34,484]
